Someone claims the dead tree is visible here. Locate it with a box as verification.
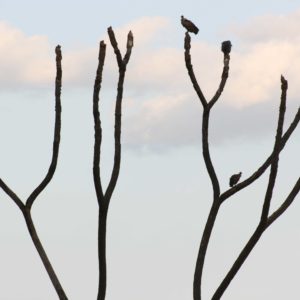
[183,28,300,299]
[0,46,67,299]
[93,27,134,300]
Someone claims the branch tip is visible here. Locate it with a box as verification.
[127,30,134,48]
[281,75,288,90]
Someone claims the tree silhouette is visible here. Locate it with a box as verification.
[0,46,67,299]
[92,27,134,300]
[183,28,300,300]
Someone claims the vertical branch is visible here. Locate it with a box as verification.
[193,201,220,300]
[93,41,106,205]
[260,76,287,223]
[94,27,134,300]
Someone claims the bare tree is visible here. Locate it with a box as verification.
[183,28,300,299]
[92,27,134,300]
[0,46,68,299]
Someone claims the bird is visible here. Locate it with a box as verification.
[181,16,199,34]
[229,172,242,187]
[221,40,232,55]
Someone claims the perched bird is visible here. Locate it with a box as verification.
[229,172,242,187]
[221,40,232,55]
[181,16,199,34]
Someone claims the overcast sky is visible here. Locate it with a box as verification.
[0,1,299,299]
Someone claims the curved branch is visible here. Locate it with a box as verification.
[26,45,62,209]
[184,32,207,107]
[202,108,220,197]
[93,41,106,204]
[220,106,300,203]
[209,42,231,108]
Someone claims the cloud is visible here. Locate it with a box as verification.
[0,21,53,89]
[228,9,300,44]
[123,92,299,152]
[0,14,299,151]
[0,17,172,90]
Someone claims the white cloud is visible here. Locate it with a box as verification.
[0,21,53,89]
[0,14,299,150]
[228,9,300,44]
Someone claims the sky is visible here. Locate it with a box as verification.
[0,1,299,299]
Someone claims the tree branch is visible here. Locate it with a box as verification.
[23,208,68,300]
[260,76,287,222]
[0,178,24,211]
[107,27,123,68]
[193,201,220,300]
[93,41,106,205]
[202,108,220,198]
[213,76,298,299]
[209,41,231,109]
[94,27,134,300]
[184,32,207,107]
[267,177,300,227]
[212,224,264,300]
[0,45,67,299]
[220,106,300,203]
[104,27,134,202]
[26,45,62,210]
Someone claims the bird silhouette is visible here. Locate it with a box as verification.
[181,16,199,34]
[229,172,242,187]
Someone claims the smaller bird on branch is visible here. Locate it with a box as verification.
[229,172,242,187]
[181,16,199,34]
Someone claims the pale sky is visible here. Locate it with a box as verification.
[0,1,299,299]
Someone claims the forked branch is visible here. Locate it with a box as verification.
[92,27,134,300]
[0,46,67,300]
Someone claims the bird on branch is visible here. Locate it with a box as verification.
[181,16,199,34]
[229,172,242,187]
